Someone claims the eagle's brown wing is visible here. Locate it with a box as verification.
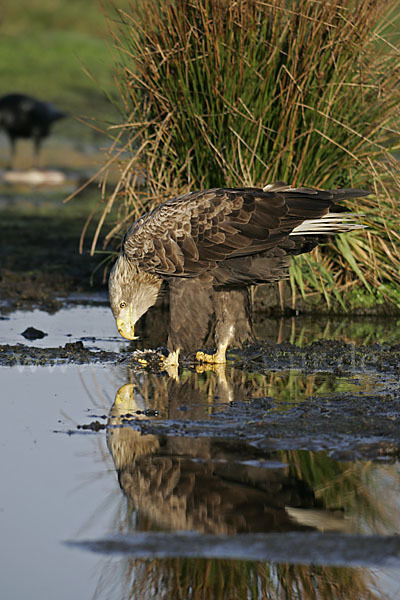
[122,184,362,278]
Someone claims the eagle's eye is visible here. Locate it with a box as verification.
[119,301,127,309]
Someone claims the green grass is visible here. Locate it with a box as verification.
[2,0,110,34]
[0,0,128,140]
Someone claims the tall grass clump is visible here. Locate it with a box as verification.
[87,0,400,310]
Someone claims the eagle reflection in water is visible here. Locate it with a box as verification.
[106,373,351,536]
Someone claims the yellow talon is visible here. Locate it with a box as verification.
[196,351,214,363]
[137,358,148,365]
[195,348,227,364]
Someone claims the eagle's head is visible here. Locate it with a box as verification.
[109,254,162,341]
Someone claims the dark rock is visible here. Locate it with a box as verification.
[21,326,48,340]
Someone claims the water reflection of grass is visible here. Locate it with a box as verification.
[274,563,381,600]
[261,371,364,408]
[93,556,383,600]
[283,450,400,536]
[129,558,271,599]
[255,315,400,347]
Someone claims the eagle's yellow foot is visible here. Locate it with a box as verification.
[137,357,148,366]
[195,348,226,364]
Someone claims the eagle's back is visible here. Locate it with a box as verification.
[122,185,367,283]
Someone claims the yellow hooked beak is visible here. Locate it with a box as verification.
[116,318,139,341]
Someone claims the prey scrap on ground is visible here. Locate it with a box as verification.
[109,182,368,366]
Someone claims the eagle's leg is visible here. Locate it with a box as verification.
[7,136,16,170]
[196,344,228,364]
[196,287,254,364]
[33,135,42,169]
[167,277,214,371]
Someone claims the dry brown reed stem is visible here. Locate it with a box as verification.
[81,0,400,308]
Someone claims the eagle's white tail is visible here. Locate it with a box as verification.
[290,213,366,236]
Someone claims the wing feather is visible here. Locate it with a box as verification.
[181,235,199,260]
[122,184,369,278]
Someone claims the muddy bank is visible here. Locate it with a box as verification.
[113,380,400,461]
[0,340,119,365]
[2,337,400,372]
[0,188,108,310]
[237,339,400,374]
[255,281,400,316]
[68,530,400,566]
[3,337,396,460]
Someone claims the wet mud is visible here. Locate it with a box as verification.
[2,335,399,460]
[0,340,119,365]
[68,530,400,566]
[0,188,107,311]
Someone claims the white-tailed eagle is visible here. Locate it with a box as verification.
[109,182,368,365]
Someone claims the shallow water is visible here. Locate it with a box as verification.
[0,301,122,352]
[1,305,400,599]
[0,364,122,600]
[2,299,400,352]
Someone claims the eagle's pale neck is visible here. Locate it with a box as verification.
[109,254,162,324]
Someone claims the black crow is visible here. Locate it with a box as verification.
[0,93,66,169]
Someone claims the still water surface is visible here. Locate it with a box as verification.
[1,306,400,599]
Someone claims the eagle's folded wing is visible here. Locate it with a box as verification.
[122,185,368,278]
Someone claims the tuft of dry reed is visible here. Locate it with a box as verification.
[80,0,400,309]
